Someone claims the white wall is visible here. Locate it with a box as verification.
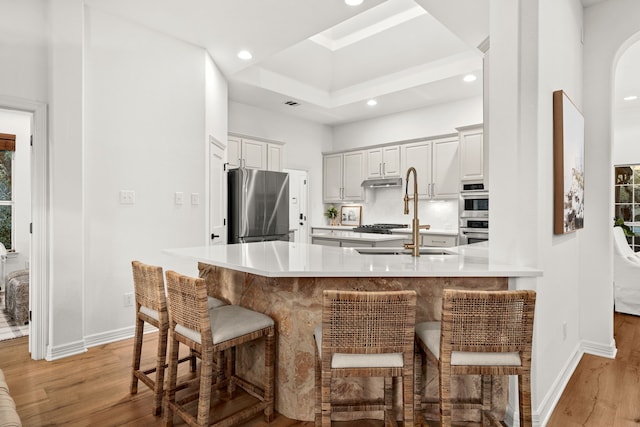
[537,0,586,423]
[332,97,483,150]
[0,109,32,275]
[582,0,640,348]
[48,0,85,355]
[0,0,48,102]
[614,107,640,164]
[228,101,332,228]
[488,0,589,424]
[83,7,214,340]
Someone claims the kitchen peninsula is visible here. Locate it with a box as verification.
[165,241,541,422]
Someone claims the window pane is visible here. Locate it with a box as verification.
[0,151,11,201]
[0,205,11,250]
[634,165,640,184]
[616,185,633,203]
[616,204,633,221]
[616,166,633,184]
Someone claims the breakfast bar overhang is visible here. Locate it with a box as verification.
[165,241,541,422]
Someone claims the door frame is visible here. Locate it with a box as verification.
[208,135,227,245]
[0,95,49,360]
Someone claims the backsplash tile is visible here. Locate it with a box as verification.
[326,187,459,229]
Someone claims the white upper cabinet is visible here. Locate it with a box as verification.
[366,145,401,178]
[323,151,365,203]
[266,143,282,171]
[458,124,484,182]
[432,137,459,198]
[403,141,432,197]
[401,136,459,200]
[227,135,283,171]
[241,138,266,169]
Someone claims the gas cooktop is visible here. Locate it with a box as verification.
[352,224,409,234]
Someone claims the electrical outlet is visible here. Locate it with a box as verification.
[124,292,134,307]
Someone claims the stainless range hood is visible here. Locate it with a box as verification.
[361,177,402,188]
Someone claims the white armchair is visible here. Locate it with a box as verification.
[613,226,640,315]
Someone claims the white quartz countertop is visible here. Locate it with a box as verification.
[164,241,541,278]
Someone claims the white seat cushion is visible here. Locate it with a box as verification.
[313,325,404,369]
[208,296,226,309]
[140,305,159,321]
[415,321,522,366]
[176,305,273,345]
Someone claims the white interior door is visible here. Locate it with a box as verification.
[209,137,226,245]
[284,169,309,244]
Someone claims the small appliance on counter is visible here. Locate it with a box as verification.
[227,168,290,243]
[459,181,489,244]
[352,223,409,234]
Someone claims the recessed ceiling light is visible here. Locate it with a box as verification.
[624,95,638,101]
[463,74,477,83]
[367,99,377,107]
[237,50,252,60]
[345,0,363,5]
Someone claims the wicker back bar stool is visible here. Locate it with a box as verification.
[130,261,184,415]
[314,289,417,426]
[163,270,275,427]
[414,289,536,427]
[130,261,225,416]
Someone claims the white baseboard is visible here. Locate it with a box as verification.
[46,339,87,361]
[84,325,136,349]
[532,342,583,427]
[84,323,159,349]
[582,338,617,359]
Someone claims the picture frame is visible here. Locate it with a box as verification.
[553,90,585,234]
[340,205,362,226]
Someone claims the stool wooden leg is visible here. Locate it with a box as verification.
[196,349,214,427]
[403,360,414,427]
[314,346,321,427]
[264,328,275,422]
[227,347,237,398]
[152,324,168,416]
[518,370,533,427]
[384,376,393,422]
[163,331,180,427]
[439,362,452,427]
[130,316,144,395]
[320,361,332,427]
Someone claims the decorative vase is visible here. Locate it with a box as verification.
[330,218,338,226]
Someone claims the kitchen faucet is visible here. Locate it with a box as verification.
[404,167,430,257]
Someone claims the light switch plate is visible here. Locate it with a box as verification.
[175,192,184,205]
[191,193,200,205]
[119,190,135,205]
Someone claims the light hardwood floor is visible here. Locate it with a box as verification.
[547,312,640,426]
[1,313,636,426]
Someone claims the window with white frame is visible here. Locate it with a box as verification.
[0,133,15,250]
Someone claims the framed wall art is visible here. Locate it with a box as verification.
[340,205,362,226]
[553,90,585,234]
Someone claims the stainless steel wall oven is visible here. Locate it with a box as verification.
[459,182,489,244]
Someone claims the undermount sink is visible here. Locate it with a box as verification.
[355,247,455,256]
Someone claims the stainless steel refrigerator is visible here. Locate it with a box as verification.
[227,168,290,243]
